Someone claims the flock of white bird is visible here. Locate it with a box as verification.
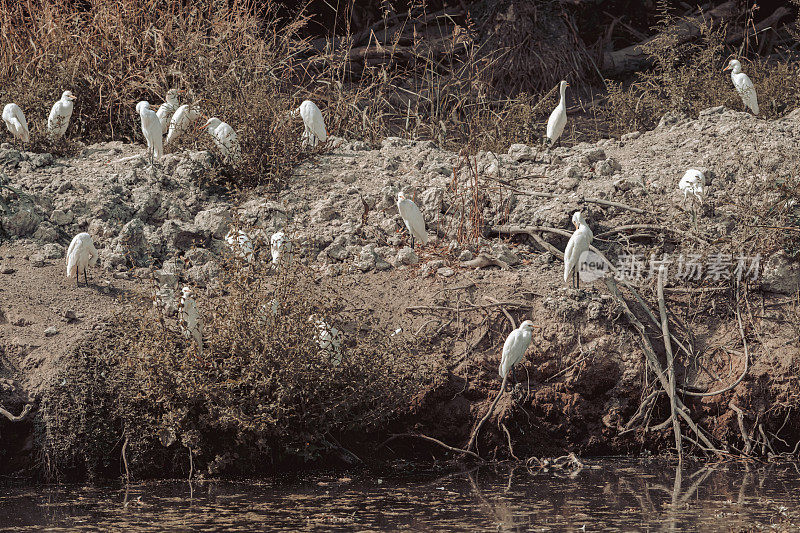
[4,57,758,386]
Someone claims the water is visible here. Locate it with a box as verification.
[2,459,799,531]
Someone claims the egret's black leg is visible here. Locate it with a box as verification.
[76,269,79,287]
[84,269,88,287]
[576,269,580,290]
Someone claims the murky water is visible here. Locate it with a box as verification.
[2,459,799,531]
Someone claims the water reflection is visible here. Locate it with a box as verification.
[1,459,798,531]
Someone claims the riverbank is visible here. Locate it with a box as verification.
[1,105,798,479]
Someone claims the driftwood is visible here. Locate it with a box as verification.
[0,403,31,422]
[461,253,509,270]
[657,266,683,464]
[602,1,738,75]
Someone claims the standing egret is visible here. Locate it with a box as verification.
[678,169,705,206]
[2,103,29,144]
[66,232,98,287]
[291,100,327,147]
[546,80,569,146]
[136,101,163,162]
[499,320,537,387]
[564,211,593,289]
[179,286,203,356]
[225,229,254,262]
[723,59,759,115]
[47,91,77,139]
[156,89,182,135]
[309,315,343,366]
[165,104,201,146]
[270,231,292,266]
[397,191,429,247]
[199,117,241,163]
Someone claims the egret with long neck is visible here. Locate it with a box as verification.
[546,80,569,146]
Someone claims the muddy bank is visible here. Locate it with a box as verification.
[1,106,799,478]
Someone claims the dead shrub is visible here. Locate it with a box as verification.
[39,241,438,479]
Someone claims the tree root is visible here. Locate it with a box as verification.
[379,432,485,462]
[0,403,31,422]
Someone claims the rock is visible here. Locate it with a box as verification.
[420,187,444,215]
[114,218,148,262]
[620,131,641,141]
[354,244,391,272]
[33,223,59,243]
[63,310,77,322]
[699,106,725,116]
[437,267,455,277]
[325,241,349,262]
[30,253,46,267]
[583,148,606,163]
[558,177,579,190]
[508,143,536,162]
[566,166,583,180]
[0,265,15,274]
[396,247,419,265]
[613,178,632,191]
[41,243,65,259]
[160,220,207,251]
[3,207,40,237]
[194,207,231,239]
[420,259,446,277]
[50,209,74,226]
[0,148,22,168]
[44,326,59,337]
[28,153,54,169]
[458,250,474,261]
[761,252,800,295]
[491,243,521,266]
[132,187,162,221]
[597,159,616,176]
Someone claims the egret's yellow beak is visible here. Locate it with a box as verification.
[69,94,77,100]
[723,65,731,72]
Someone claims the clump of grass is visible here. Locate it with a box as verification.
[603,4,800,133]
[39,243,438,479]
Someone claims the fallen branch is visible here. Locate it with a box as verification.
[485,296,516,329]
[658,265,683,463]
[497,188,647,214]
[380,432,485,462]
[465,373,509,453]
[461,254,510,270]
[595,224,709,245]
[604,277,722,455]
[0,403,31,422]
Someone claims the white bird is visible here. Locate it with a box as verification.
[397,191,429,247]
[678,169,706,206]
[546,80,569,146]
[156,89,182,135]
[309,315,342,366]
[2,103,29,143]
[47,91,77,139]
[136,101,163,161]
[225,229,254,262]
[499,320,537,386]
[291,100,327,147]
[66,232,98,287]
[564,211,593,289]
[199,117,241,163]
[270,231,292,266]
[165,104,201,146]
[723,59,759,115]
[179,286,203,357]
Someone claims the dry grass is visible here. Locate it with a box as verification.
[39,244,438,479]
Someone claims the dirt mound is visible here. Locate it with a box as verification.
[1,105,799,475]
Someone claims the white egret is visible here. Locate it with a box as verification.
[723,59,759,115]
[165,104,201,146]
[66,232,98,287]
[546,80,569,146]
[309,315,342,366]
[2,103,29,143]
[136,101,163,161]
[47,91,77,139]
[270,231,291,266]
[678,169,705,206]
[564,211,593,289]
[225,229,254,262]
[397,191,429,247]
[178,286,203,356]
[499,320,537,387]
[199,117,241,163]
[291,100,327,147]
[156,89,182,135]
